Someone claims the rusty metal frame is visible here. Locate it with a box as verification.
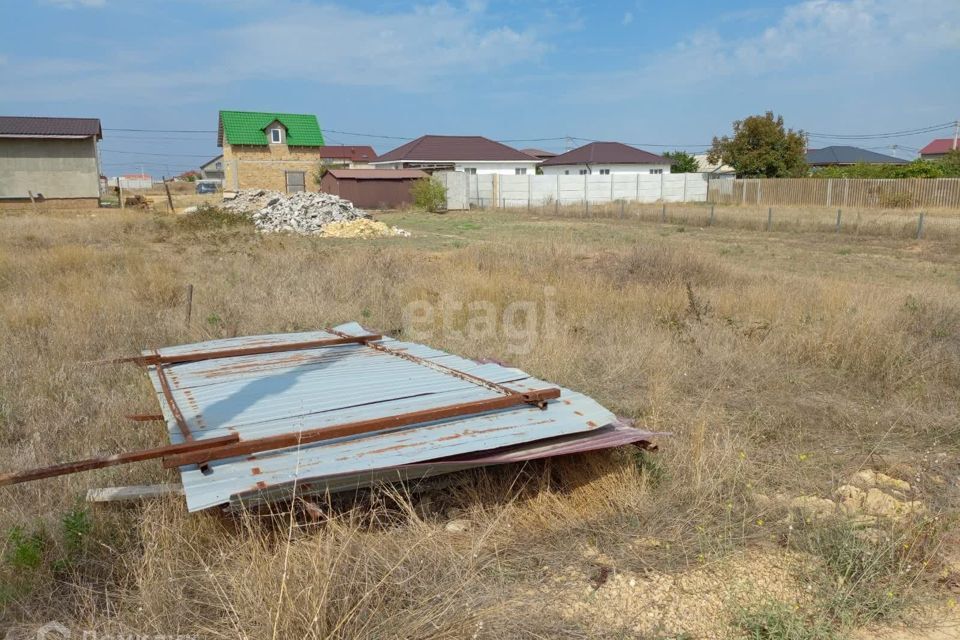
[154,358,194,443]
[0,433,240,486]
[110,333,382,367]
[161,387,562,468]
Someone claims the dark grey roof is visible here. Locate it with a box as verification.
[805,146,907,166]
[0,116,102,139]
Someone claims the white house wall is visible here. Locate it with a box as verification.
[437,171,711,209]
[539,163,671,176]
[454,162,538,175]
[372,161,537,176]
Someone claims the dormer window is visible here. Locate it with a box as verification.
[270,128,283,144]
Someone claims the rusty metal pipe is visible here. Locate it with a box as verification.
[100,333,382,367]
[0,433,240,487]
[162,387,562,469]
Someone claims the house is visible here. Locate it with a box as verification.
[538,142,671,176]
[371,135,539,175]
[218,110,326,192]
[319,169,427,209]
[521,148,557,161]
[0,115,102,208]
[919,138,959,160]
[316,146,378,169]
[693,153,735,176]
[806,146,908,167]
[200,155,224,181]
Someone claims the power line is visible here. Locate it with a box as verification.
[101,148,215,158]
[104,127,215,134]
[323,128,412,141]
[805,122,954,140]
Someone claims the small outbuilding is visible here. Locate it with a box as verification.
[319,169,427,209]
[0,115,102,208]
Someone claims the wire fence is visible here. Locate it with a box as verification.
[482,201,960,241]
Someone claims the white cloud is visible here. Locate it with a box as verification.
[40,0,105,7]
[1,1,547,104]
[576,0,960,98]
[622,11,634,25]
[215,2,547,89]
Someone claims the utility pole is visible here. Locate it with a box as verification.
[565,135,573,152]
[953,119,959,151]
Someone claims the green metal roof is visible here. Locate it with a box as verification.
[218,110,325,147]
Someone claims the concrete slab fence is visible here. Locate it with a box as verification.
[436,171,712,210]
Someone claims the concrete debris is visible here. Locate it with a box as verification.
[222,189,371,235]
[321,219,411,238]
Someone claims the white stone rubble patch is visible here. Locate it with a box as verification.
[222,189,371,235]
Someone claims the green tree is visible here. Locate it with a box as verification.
[411,177,446,212]
[937,149,960,177]
[708,112,807,178]
[663,150,699,173]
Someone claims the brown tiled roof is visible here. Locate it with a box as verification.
[325,169,427,180]
[373,135,534,163]
[540,141,667,166]
[0,116,102,139]
[318,145,378,162]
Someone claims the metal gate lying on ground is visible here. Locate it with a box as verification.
[1,322,656,511]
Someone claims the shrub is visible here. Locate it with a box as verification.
[174,204,253,231]
[411,177,446,212]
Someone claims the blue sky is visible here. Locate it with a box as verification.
[3,0,958,176]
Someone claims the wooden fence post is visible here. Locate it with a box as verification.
[117,177,124,210]
[163,176,175,213]
[766,207,773,231]
[916,212,925,239]
[836,208,842,233]
[709,204,715,226]
[661,203,666,222]
[184,284,194,328]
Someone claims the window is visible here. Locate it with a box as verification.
[599,168,610,175]
[285,171,305,193]
[578,169,588,175]
[270,128,282,144]
[463,167,477,175]
[649,168,663,175]
[564,170,570,175]
[215,162,222,170]
[515,168,527,175]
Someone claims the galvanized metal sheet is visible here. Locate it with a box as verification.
[228,421,657,510]
[146,323,621,511]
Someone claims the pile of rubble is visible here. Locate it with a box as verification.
[223,189,374,235]
[322,219,411,238]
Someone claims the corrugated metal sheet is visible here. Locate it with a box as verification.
[146,323,632,511]
[228,421,655,510]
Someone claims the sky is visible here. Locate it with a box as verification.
[2,0,958,177]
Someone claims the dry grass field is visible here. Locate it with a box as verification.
[1,204,959,639]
